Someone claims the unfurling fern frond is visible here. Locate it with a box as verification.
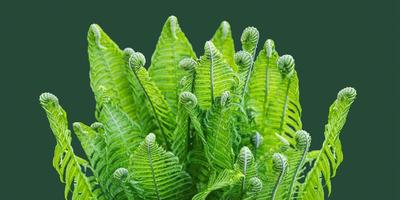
[41,16,356,200]
[299,87,357,200]
[192,169,243,200]
[149,16,197,115]
[40,93,101,200]
[129,133,194,200]
[211,21,237,71]
[195,41,235,109]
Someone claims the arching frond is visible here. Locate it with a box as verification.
[128,52,176,149]
[130,133,193,200]
[194,41,235,109]
[192,169,243,200]
[211,21,237,71]
[149,16,197,114]
[40,93,100,200]
[299,87,357,200]
[248,40,302,152]
[204,91,235,172]
[87,24,138,123]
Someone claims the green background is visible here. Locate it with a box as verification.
[1,0,397,199]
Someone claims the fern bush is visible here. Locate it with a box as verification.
[40,16,356,200]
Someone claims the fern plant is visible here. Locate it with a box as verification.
[40,16,356,200]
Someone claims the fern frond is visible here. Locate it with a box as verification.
[73,122,111,199]
[205,91,235,171]
[192,169,243,200]
[128,51,176,149]
[40,93,100,200]
[299,87,357,200]
[234,146,258,196]
[195,41,235,109]
[149,16,197,115]
[211,21,237,71]
[87,24,138,123]
[130,133,193,200]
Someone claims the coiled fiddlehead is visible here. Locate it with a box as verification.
[277,55,295,77]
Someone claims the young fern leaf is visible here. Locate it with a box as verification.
[211,21,237,71]
[299,87,357,200]
[130,133,193,200]
[234,146,258,196]
[234,50,254,103]
[241,27,260,57]
[73,122,111,199]
[97,101,145,198]
[149,16,197,115]
[40,93,100,200]
[271,153,289,200]
[128,51,176,149]
[195,41,235,109]
[88,24,138,123]
[205,91,235,172]
[171,91,198,162]
[192,169,243,200]
[243,177,263,200]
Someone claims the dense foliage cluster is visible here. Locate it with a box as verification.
[40,16,356,200]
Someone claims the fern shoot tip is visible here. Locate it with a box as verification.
[39,92,58,104]
[277,54,295,76]
[337,87,357,100]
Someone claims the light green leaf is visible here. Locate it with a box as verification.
[192,169,243,200]
[211,21,237,71]
[130,133,193,200]
[149,16,197,115]
[40,93,100,200]
[195,41,235,109]
[299,87,356,200]
[87,24,138,123]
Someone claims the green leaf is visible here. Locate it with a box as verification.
[204,91,235,171]
[130,133,193,200]
[40,93,100,200]
[194,41,235,109]
[87,24,138,123]
[128,51,176,149]
[211,21,237,71]
[192,169,243,200]
[234,146,258,196]
[73,122,112,199]
[299,87,357,200]
[149,16,197,115]
[97,102,145,198]
[248,40,302,152]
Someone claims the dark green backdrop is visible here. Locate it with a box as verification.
[2,0,397,199]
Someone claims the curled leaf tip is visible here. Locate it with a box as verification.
[249,177,263,192]
[234,51,252,67]
[123,47,135,55]
[90,122,104,130]
[264,39,275,58]
[129,52,146,69]
[220,91,231,106]
[296,130,311,149]
[220,21,231,38]
[272,153,287,172]
[252,131,263,149]
[179,91,197,107]
[337,87,357,100]
[179,57,197,70]
[239,146,252,156]
[168,15,178,38]
[39,92,59,104]
[72,122,82,130]
[113,168,129,180]
[277,54,295,76]
[146,133,156,144]
[241,27,259,54]
[89,24,105,49]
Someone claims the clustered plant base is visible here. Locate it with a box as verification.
[40,16,356,200]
